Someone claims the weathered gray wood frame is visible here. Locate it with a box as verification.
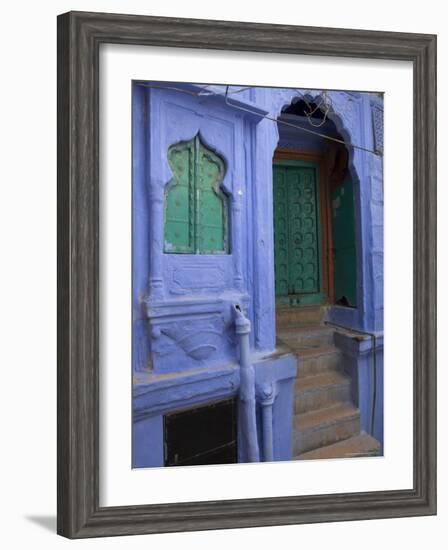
[57,10,437,538]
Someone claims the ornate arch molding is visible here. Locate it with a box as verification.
[267,89,383,331]
[270,89,364,187]
[164,129,233,198]
[164,132,230,255]
[166,131,228,189]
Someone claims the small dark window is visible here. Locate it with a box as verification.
[164,399,237,466]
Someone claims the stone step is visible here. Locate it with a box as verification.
[295,433,381,461]
[294,371,351,414]
[293,403,360,455]
[277,324,335,349]
[294,346,344,378]
[276,305,327,328]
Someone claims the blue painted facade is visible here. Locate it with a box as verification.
[132,82,384,467]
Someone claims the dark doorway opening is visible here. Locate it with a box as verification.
[282,99,326,119]
[164,399,238,467]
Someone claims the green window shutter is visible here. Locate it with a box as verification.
[196,140,228,254]
[165,140,195,253]
[165,135,228,254]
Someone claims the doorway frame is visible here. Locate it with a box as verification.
[273,148,334,305]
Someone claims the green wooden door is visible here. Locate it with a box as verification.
[331,178,357,307]
[273,162,324,306]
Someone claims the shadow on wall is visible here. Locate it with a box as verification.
[24,515,56,533]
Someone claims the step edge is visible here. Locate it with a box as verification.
[293,421,360,455]
[294,434,381,460]
[285,345,342,358]
[295,372,350,391]
[294,404,360,430]
[277,324,335,334]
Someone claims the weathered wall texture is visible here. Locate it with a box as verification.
[132,83,384,466]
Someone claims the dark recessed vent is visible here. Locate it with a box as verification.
[164,399,237,467]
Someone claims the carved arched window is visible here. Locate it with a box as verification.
[164,135,229,254]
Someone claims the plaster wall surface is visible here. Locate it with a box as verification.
[132,83,384,464]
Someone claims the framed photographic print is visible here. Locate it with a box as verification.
[57,11,436,538]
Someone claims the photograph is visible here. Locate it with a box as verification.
[131,81,384,468]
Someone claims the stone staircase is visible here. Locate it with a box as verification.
[276,305,380,461]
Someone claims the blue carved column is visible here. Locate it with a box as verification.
[147,183,165,302]
[259,382,278,462]
[251,92,278,351]
[231,189,245,293]
[234,305,260,462]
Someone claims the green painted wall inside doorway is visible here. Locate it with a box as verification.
[331,178,357,307]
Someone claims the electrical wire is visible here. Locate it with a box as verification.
[223,85,381,156]
[135,82,382,156]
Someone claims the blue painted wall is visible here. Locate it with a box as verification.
[132,83,384,466]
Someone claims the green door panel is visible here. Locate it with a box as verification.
[273,162,324,306]
[165,135,228,254]
[273,168,290,297]
[331,178,357,307]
